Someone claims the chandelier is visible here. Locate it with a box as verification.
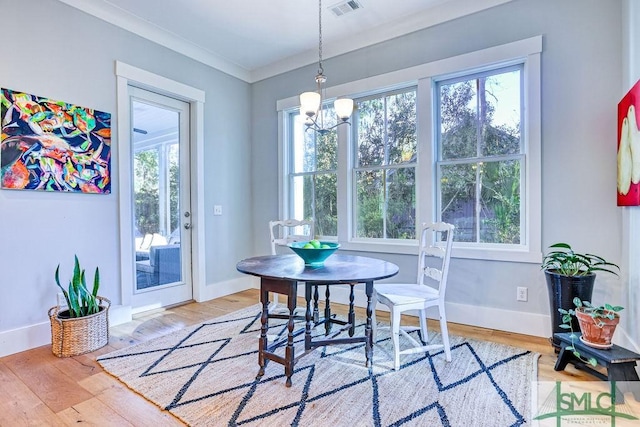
[299,0,354,135]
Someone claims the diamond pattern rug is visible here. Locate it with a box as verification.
[97,304,538,426]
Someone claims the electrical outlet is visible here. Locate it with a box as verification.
[214,205,222,215]
[517,286,528,302]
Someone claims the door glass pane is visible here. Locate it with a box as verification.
[132,100,182,290]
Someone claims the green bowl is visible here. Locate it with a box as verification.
[287,241,340,267]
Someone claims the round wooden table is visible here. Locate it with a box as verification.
[237,253,399,387]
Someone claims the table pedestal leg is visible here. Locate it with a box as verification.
[257,278,297,387]
[324,286,332,335]
[257,286,269,379]
[348,284,355,337]
[305,284,313,350]
[365,281,373,368]
[313,285,319,323]
[285,289,296,387]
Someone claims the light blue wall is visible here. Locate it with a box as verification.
[0,0,252,342]
[251,0,624,328]
[0,0,629,354]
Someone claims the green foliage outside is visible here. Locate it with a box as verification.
[133,146,179,237]
[293,67,523,244]
[355,90,417,239]
[296,110,338,237]
[134,150,159,235]
[439,69,522,244]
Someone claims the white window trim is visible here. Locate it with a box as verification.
[278,36,542,263]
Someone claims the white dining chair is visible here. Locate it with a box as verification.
[373,222,455,370]
[268,219,314,314]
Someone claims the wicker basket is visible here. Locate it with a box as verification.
[48,296,110,357]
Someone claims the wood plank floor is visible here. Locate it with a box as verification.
[0,289,602,426]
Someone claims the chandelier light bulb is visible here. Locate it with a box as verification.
[299,0,353,134]
[334,98,354,121]
[300,91,321,117]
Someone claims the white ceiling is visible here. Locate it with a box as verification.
[57,0,511,83]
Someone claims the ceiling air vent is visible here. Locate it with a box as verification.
[330,0,362,17]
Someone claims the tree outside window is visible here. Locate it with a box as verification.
[354,89,417,239]
[133,144,179,237]
[289,108,338,237]
[437,65,523,244]
[282,39,540,261]
[134,149,159,235]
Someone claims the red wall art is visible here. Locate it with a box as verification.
[617,79,640,206]
[0,88,111,193]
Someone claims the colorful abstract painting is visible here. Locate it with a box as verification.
[0,88,111,193]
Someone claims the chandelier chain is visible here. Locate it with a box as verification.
[317,0,323,76]
[299,0,352,135]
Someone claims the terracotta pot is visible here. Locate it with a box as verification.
[575,307,620,347]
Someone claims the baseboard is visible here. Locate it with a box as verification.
[199,276,258,301]
[0,322,51,358]
[0,281,557,358]
[0,304,136,358]
[109,304,132,326]
[300,284,550,338]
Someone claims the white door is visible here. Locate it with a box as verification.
[129,86,193,309]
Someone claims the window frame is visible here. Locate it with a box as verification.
[351,87,419,242]
[434,64,526,248]
[277,36,542,263]
[285,112,339,237]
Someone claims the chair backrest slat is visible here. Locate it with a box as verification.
[417,222,455,296]
[269,219,315,255]
[423,266,442,281]
[423,246,445,258]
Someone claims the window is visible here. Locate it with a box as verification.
[436,65,524,245]
[353,88,417,240]
[287,108,338,237]
[278,36,541,262]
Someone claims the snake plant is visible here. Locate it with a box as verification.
[54,255,101,318]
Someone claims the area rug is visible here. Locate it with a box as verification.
[97,304,539,426]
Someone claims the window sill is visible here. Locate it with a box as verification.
[452,245,542,264]
[336,239,542,264]
[338,239,419,256]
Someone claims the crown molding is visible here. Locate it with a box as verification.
[56,0,512,84]
[56,0,251,82]
[250,0,513,83]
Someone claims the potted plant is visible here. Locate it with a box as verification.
[541,243,619,349]
[48,255,110,357]
[558,297,624,366]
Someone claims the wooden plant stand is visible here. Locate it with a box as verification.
[554,332,640,402]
